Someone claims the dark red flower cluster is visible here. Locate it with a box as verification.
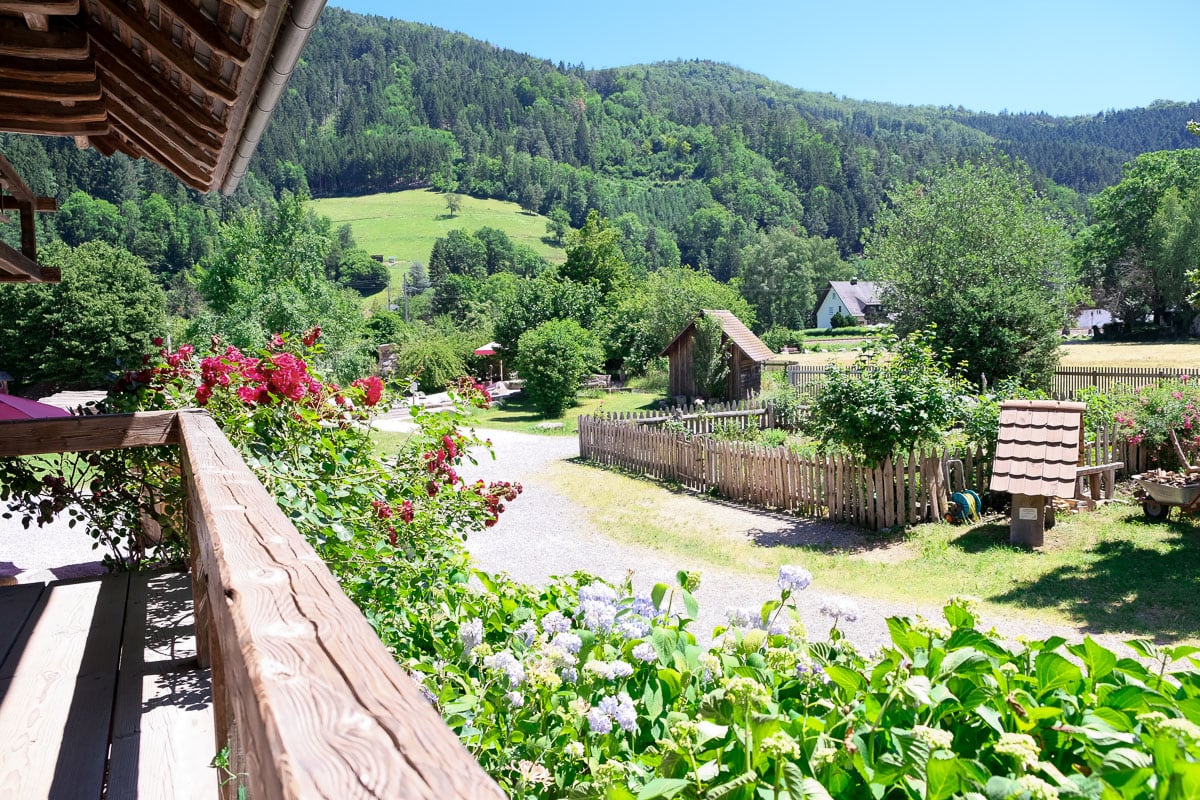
[450,375,492,409]
[476,480,522,527]
[351,375,384,407]
[302,326,322,347]
[422,431,471,489]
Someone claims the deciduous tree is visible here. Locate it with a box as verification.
[864,161,1073,389]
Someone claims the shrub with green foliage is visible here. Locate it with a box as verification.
[761,327,806,352]
[829,310,857,329]
[516,319,603,416]
[1079,377,1200,467]
[692,315,730,400]
[396,336,468,393]
[810,330,965,465]
[0,240,166,388]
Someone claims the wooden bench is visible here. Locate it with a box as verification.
[0,571,213,798]
[1075,462,1124,510]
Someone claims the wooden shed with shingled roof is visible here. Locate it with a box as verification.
[660,309,776,402]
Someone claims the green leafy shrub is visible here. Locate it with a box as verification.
[803,326,879,337]
[396,336,468,393]
[1081,377,1200,466]
[516,319,603,416]
[759,370,808,431]
[692,315,729,400]
[810,330,965,465]
[829,310,857,328]
[761,327,806,352]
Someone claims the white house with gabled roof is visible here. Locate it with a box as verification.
[814,279,884,329]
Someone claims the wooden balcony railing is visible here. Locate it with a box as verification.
[0,410,503,799]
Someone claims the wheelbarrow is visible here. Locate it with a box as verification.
[1135,430,1200,519]
[1133,474,1200,520]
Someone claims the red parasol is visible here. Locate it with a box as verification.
[0,395,72,421]
[473,341,502,356]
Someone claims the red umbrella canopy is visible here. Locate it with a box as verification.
[473,341,502,356]
[0,395,72,421]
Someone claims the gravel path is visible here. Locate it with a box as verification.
[462,428,1132,653]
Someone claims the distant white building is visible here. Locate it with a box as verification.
[1075,308,1112,330]
[814,279,884,329]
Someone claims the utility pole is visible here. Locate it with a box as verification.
[403,273,409,323]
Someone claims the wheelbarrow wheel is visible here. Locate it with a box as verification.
[1142,499,1171,521]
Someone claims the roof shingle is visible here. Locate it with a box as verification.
[989,399,1085,498]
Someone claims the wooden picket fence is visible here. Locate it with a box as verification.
[786,363,1194,399]
[579,415,979,530]
[578,416,1153,532]
[593,399,774,436]
[1051,366,1192,397]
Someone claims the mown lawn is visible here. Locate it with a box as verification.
[311,188,566,307]
[551,459,1200,642]
[470,391,661,436]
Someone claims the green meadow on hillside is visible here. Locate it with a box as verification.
[312,189,566,305]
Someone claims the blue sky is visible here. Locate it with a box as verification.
[330,1,1195,116]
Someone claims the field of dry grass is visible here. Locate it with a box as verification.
[775,341,1200,369]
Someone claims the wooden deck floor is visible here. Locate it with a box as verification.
[0,571,216,799]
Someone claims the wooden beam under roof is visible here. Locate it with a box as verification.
[0,118,109,135]
[108,115,215,189]
[0,240,58,283]
[87,14,238,105]
[0,54,96,83]
[0,76,103,102]
[93,43,226,139]
[88,0,248,68]
[0,16,90,60]
[0,98,108,124]
[0,0,81,14]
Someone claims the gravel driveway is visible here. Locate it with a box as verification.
[464,428,1132,653]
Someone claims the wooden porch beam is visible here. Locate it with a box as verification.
[94,45,226,139]
[0,239,46,282]
[0,75,103,102]
[90,0,250,66]
[0,411,180,457]
[0,118,109,135]
[0,195,57,212]
[108,108,215,189]
[0,99,108,124]
[177,410,505,799]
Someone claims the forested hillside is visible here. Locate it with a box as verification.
[254,7,1198,262]
[2,6,1197,279]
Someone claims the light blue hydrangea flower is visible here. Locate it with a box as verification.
[483,650,526,686]
[460,617,484,653]
[614,692,637,732]
[726,607,754,628]
[778,564,813,593]
[587,707,613,734]
[820,598,861,623]
[515,620,538,647]
[551,632,583,654]
[632,641,658,663]
[541,611,571,635]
